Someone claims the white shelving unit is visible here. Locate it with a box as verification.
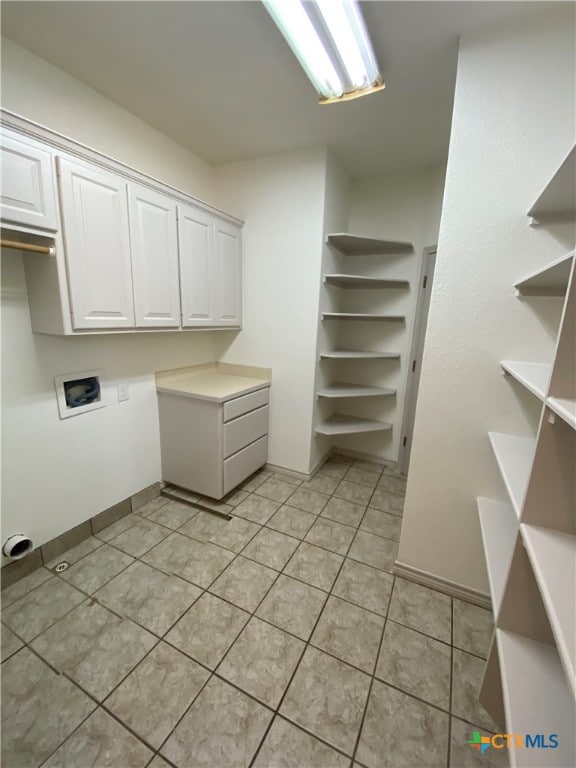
[479,150,575,764]
[315,234,412,441]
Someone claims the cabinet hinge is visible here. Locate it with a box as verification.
[423,275,428,289]
[412,360,416,373]
[403,436,407,447]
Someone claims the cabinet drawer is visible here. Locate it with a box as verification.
[223,387,269,422]
[223,435,268,495]
[224,405,269,458]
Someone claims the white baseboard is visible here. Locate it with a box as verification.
[265,463,314,481]
[393,560,492,610]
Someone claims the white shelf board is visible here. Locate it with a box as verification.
[501,360,552,401]
[324,274,409,289]
[322,313,405,322]
[514,251,575,297]
[488,432,536,517]
[320,350,400,360]
[477,497,518,617]
[326,233,413,256]
[317,383,395,398]
[547,396,576,430]
[521,524,576,698]
[527,147,576,223]
[496,629,575,768]
[315,414,392,436]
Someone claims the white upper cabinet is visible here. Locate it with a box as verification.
[128,185,180,328]
[0,130,58,232]
[58,157,135,329]
[178,204,215,326]
[213,219,242,327]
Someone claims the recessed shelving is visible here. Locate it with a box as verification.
[315,414,392,436]
[501,360,552,401]
[496,629,575,768]
[317,383,395,398]
[527,147,576,224]
[547,396,576,429]
[477,497,518,617]
[324,274,409,289]
[521,524,576,697]
[326,233,413,256]
[514,251,574,296]
[488,432,536,518]
[322,312,405,321]
[319,350,400,360]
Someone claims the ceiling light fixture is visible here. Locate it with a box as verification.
[263,0,384,104]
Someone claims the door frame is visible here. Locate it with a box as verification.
[398,246,437,475]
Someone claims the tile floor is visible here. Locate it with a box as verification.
[1,455,507,768]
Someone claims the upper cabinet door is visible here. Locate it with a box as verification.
[213,219,242,327]
[1,131,58,232]
[128,185,180,327]
[58,158,135,329]
[178,204,215,326]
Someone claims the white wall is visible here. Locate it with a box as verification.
[398,7,576,594]
[1,40,223,557]
[328,166,445,462]
[214,149,328,475]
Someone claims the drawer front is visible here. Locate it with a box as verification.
[224,435,268,495]
[224,405,269,458]
[223,387,269,422]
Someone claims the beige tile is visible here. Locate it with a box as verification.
[283,542,343,592]
[108,518,170,557]
[130,482,161,512]
[333,559,393,616]
[1,567,52,607]
[2,577,85,641]
[285,488,330,514]
[166,592,249,668]
[370,490,404,516]
[148,757,173,768]
[353,459,383,474]
[357,680,449,768]
[360,509,402,541]
[45,536,103,569]
[41,521,93,566]
[30,601,156,701]
[376,473,407,496]
[240,471,270,492]
[320,496,366,527]
[253,716,349,768]
[270,471,303,486]
[91,499,132,535]
[348,530,398,572]
[105,642,209,749]
[210,556,278,612]
[95,561,201,636]
[145,500,197,530]
[1,550,44,590]
[235,494,281,524]
[43,708,153,767]
[388,578,452,643]
[280,646,370,756]
[94,511,140,541]
[58,544,134,594]
[300,474,340,495]
[304,518,355,555]
[328,454,353,465]
[218,617,304,708]
[344,467,379,489]
[1,624,24,662]
[256,574,327,641]
[334,480,373,506]
[452,649,499,732]
[453,599,494,659]
[195,496,234,516]
[135,496,170,518]
[255,477,297,504]
[161,676,272,768]
[449,717,510,768]
[266,505,316,538]
[242,527,299,570]
[311,595,384,673]
[179,509,230,542]
[376,621,451,709]
[1,648,96,768]
[223,488,250,506]
[210,516,262,553]
[141,532,234,588]
[318,462,348,479]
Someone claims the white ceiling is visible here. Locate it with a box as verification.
[1,1,550,177]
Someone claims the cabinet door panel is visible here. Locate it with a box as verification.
[1,132,58,231]
[58,158,135,329]
[214,219,242,327]
[178,205,214,326]
[129,185,180,327]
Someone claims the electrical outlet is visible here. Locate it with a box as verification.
[117,383,129,402]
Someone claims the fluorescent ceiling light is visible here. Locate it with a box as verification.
[263,0,384,104]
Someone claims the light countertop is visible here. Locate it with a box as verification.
[155,363,271,403]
